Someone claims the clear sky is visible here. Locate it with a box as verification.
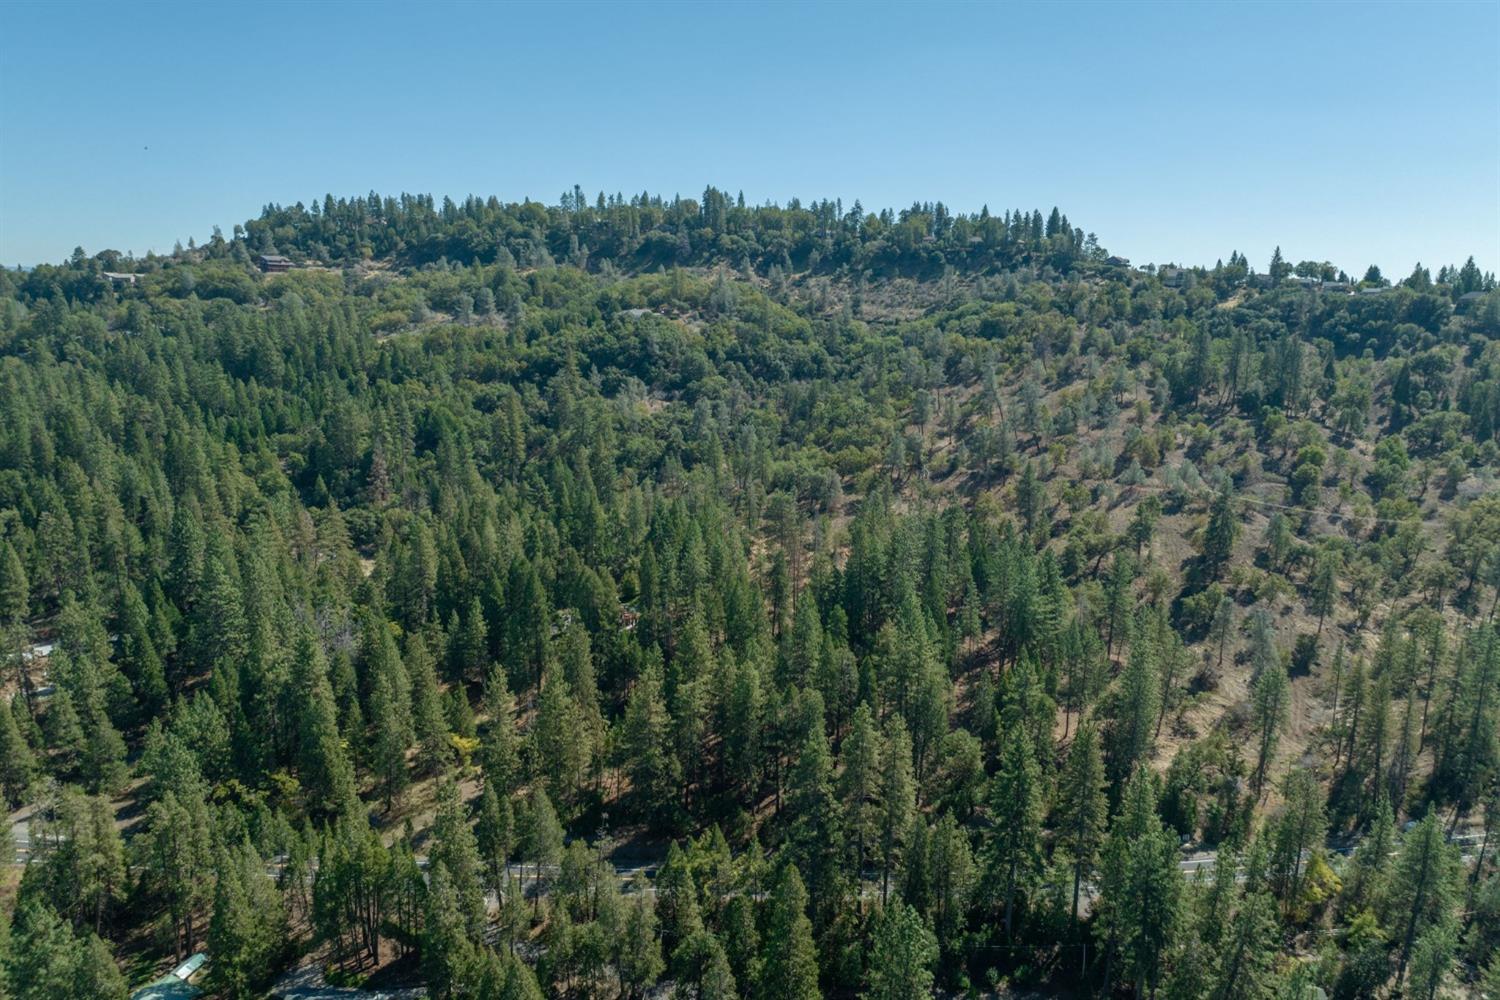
[2,0,1497,276]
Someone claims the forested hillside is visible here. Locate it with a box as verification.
[2,189,1499,999]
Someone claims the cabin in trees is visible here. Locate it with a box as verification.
[257,254,292,273]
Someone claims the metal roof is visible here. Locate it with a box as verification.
[172,953,207,980]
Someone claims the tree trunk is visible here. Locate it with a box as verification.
[1004,857,1017,941]
[1397,845,1433,986]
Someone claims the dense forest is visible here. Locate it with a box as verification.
[2,187,1499,999]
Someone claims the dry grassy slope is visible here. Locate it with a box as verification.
[839,300,1480,811]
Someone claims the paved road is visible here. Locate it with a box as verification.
[11,805,1488,891]
[8,805,38,864]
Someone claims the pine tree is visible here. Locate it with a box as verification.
[617,874,664,998]
[192,542,249,680]
[673,921,736,999]
[838,702,881,881]
[292,629,356,816]
[556,619,604,774]
[118,581,168,717]
[1386,814,1459,986]
[1057,721,1108,921]
[520,786,564,914]
[431,780,486,934]
[1406,915,1458,1000]
[476,782,515,916]
[924,811,975,947]
[503,556,552,689]
[1309,551,1339,637]
[1344,793,1396,912]
[989,722,1043,940]
[481,665,522,797]
[312,819,391,968]
[139,788,214,960]
[1206,881,1280,1000]
[1127,495,1161,557]
[1334,655,1368,776]
[1355,669,1393,822]
[1200,493,1238,579]
[206,842,286,998]
[902,814,932,917]
[1097,769,1181,997]
[423,862,481,1000]
[1103,550,1136,659]
[6,901,76,1000]
[786,594,824,690]
[81,698,129,795]
[449,599,489,686]
[369,662,412,812]
[1432,625,1498,812]
[1016,460,1043,536]
[1119,795,1183,997]
[1208,593,1235,670]
[723,653,764,793]
[697,942,738,1000]
[532,667,589,815]
[863,900,937,1000]
[1250,659,1290,798]
[0,691,37,807]
[38,790,125,934]
[1161,930,1211,1000]
[44,686,87,773]
[72,931,128,1000]
[877,717,916,905]
[1268,246,1290,281]
[786,696,845,924]
[49,643,128,794]
[720,892,761,994]
[0,540,28,630]
[654,841,702,959]
[1387,680,1419,810]
[1107,629,1159,788]
[761,865,821,1000]
[406,632,452,774]
[6,900,126,1000]
[620,661,679,828]
[1268,769,1326,910]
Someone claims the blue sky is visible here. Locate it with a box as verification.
[2,1,1496,276]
